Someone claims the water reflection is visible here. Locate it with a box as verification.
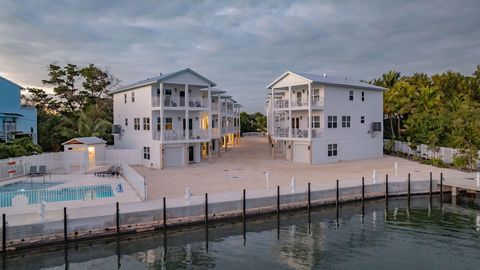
[4,194,480,270]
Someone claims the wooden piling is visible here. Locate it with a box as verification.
[277,186,280,215]
[2,214,6,253]
[205,193,209,227]
[63,207,67,243]
[116,202,120,236]
[361,177,365,217]
[307,182,311,213]
[336,180,339,224]
[163,197,167,232]
[242,189,246,221]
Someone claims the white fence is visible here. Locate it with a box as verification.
[386,140,480,166]
[105,148,141,165]
[119,162,146,201]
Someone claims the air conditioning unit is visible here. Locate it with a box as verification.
[370,122,382,132]
[112,124,122,134]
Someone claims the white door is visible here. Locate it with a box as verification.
[164,146,184,167]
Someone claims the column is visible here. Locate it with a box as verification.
[159,82,164,142]
[207,89,212,140]
[288,85,292,138]
[185,84,189,140]
[308,83,312,139]
[271,87,275,137]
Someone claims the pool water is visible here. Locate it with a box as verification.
[0,181,64,192]
[4,195,480,269]
[0,183,114,207]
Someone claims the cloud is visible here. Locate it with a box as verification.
[0,0,479,112]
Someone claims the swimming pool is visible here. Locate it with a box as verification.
[0,181,64,192]
[0,184,114,207]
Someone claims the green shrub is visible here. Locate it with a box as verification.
[453,155,468,169]
[430,158,447,168]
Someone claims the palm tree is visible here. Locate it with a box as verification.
[60,105,111,139]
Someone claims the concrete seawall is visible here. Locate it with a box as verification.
[2,180,446,251]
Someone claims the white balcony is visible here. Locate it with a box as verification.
[312,128,323,138]
[272,127,324,139]
[292,128,308,138]
[212,127,220,137]
[211,103,220,112]
[312,97,324,107]
[274,100,289,109]
[188,98,206,108]
[291,98,308,108]
[153,129,209,141]
[274,127,289,138]
[189,129,208,140]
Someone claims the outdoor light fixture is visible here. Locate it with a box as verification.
[300,116,303,120]
[178,116,181,121]
[302,89,305,93]
[196,117,199,121]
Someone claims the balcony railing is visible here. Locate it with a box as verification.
[211,103,220,111]
[274,100,289,109]
[188,98,206,108]
[312,97,324,107]
[291,98,308,107]
[189,129,208,140]
[292,128,308,138]
[275,127,289,138]
[152,130,185,141]
[311,128,323,138]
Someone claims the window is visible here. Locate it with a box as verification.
[134,118,140,130]
[165,89,172,96]
[361,116,365,124]
[143,147,150,160]
[143,117,150,130]
[327,116,337,128]
[311,116,321,128]
[361,91,365,101]
[342,116,351,128]
[371,122,382,131]
[349,90,354,101]
[164,117,173,130]
[131,92,135,102]
[156,88,161,95]
[313,89,320,104]
[328,144,338,157]
[156,117,161,131]
[125,118,128,126]
[124,94,127,103]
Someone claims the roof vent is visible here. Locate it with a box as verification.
[323,73,327,78]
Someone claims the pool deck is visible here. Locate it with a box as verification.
[0,170,141,216]
[135,136,475,200]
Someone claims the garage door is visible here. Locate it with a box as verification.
[164,146,184,167]
[293,143,309,163]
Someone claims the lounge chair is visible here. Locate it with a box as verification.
[94,166,114,177]
[38,165,47,176]
[27,166,38,177]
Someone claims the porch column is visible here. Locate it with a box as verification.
[207,89,212,140]
[288,86,292,138]
[185,84,189,140]
[160,82,164,142]
[308,83,312,139]
[271,87,275,137]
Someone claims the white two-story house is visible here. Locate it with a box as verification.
[111,68,241,168]
[266,71,386,164]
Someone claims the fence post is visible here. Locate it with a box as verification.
[116,202,120,236]
[163,197,167,232]
[63,207,68,243]
[2,214,6,253]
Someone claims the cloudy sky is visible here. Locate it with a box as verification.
[1,0,479,112]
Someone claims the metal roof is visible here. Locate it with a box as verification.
[111,68,216,94]
[200,87,227,95]
[62,136,106,145]
[0,76,23,89]
[267,71,386,91]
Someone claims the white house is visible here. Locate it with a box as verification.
[266,71,386,164]
[110,68,241,168]
[62,136,106,172]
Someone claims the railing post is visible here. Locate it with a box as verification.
[63,207,68,243]
[116,202,120,236]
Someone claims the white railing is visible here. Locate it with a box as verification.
[292,128,308,138]
[274,100,289,109]
[211,103,220,111]
[189,129,208,140]
[188,98,206,108]
[164,96,180,107]
[153,130,186,141]
[275,128,289,138]
[311,128,323,138]
[291,98,308,107]
[312,97,324,107]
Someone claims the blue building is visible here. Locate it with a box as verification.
[0,76,37,144]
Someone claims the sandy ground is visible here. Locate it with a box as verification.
[134,136,474,200]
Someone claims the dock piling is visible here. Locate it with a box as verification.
[116,202,120,236]
[205,193,208,227]
[277,186,280,215]
[163,197,167,232]
[336,180,339,225]
[63,207,67,243]
[2,214,5,253]
[307,182,311,213]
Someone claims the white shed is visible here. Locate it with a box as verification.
[62,137,106,172]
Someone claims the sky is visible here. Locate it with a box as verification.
[0,0,479,113]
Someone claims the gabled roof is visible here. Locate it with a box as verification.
[267,71,386,91]
[0,76,23,89]
[62,136,106,145]
[111,68,216,94]
[200,87,226,95]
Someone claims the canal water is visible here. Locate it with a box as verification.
[4,195,480,270]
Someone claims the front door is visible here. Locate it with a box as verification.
[189,146,194,162]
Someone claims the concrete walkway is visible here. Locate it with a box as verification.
[135,136,475,200]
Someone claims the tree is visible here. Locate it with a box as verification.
[0,137,42,159]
